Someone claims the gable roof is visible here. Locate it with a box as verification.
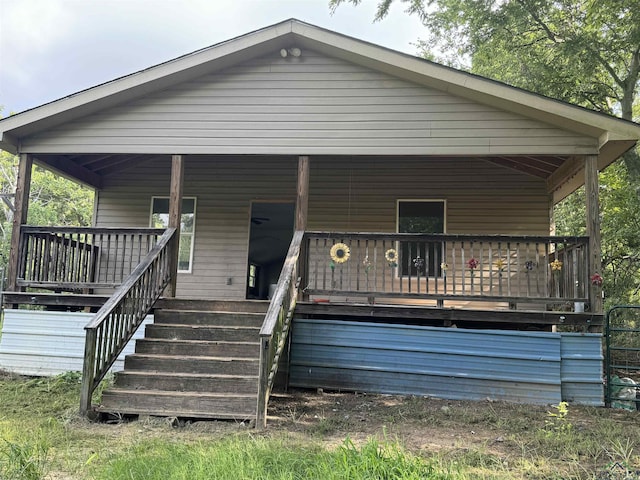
[1,18,639,190]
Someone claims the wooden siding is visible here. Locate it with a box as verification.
[94,155,549,300]
[21,51,597,156]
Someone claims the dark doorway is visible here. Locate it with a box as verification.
[247,202,295,299]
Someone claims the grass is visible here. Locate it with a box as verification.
[0,371,639,479]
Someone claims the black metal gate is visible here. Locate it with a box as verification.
[605,306,640,410]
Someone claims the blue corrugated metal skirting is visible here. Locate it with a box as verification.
[289,318,603,406]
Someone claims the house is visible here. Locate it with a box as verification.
[1,19,639,427]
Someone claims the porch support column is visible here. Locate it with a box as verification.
[7,154,33,292]
[295,155,310,231]
[295,156,310,300]
[584,154,603,315]
[167,154,184,298]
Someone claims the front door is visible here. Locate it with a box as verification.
[246,202,294,299]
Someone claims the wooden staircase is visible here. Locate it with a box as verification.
[97,300,268,421]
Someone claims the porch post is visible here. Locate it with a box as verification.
[295,155,309,231]
[7,154,33,292]
[167,154,184,298]
[295,156,310,299]
[584,154,603,315]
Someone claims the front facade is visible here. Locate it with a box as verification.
[1,20,640,424]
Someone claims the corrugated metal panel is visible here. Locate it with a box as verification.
[560,332,603,406]
[21,50,596,156]
[0,309,152,376]
[289,318,562,404]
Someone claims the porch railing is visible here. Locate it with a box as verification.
[256,230,304,428]
[80,228,175,415]
[17,226,166,291]
[303,232,590,306]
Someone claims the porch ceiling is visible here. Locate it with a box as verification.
[33,153,570,191]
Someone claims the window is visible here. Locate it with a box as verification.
[150,197,196,273]
[397,200,445,277]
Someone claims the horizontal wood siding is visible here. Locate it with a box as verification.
[21,51,597,155]
[94,156,549,300]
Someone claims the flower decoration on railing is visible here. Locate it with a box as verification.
[494,258,506,275]
[550,259,563,272]
[362,255,372,274]
[440,262,448,272]
[413,255,425,273]
[385,248,398,268]
[330,243,351,265]
[467,257,479,278]
[524,260,535,272]
[590,273,603,287]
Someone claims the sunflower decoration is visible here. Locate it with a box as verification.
[385,248,398,267]
[329,243,351,264]
[494,258,506,273]
[550,259,563,272]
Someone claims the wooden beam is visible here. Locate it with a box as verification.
[295,156,309,231]
[38,156,103,189]
[585,154,603,315]
[295,302,603,326]
[167,154,184,297]
[7,154,33,291]
[546,155,583,196]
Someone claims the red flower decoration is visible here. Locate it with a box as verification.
[467,258,479,270]
[590,273,603,286]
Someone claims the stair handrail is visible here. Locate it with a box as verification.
[80,227,176,415]
[256,230,305,427]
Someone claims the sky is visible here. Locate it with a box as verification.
[0,0,426,115]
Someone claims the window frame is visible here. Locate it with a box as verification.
[149,196,197,274]
[396,199,447,278]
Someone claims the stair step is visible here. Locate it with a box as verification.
[145,324,259,342]
[153,310,264,327]
[135,339,259,357]
[114,371,259,394]
[155,299,268,314]
[124,353,259,375]
[98,389,256,420]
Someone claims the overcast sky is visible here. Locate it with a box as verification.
[0,0,426,115]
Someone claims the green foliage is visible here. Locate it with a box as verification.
[92,436,450,480]
[0,437,49,480]
[543,401,572,435]
[0,151,94,270]
[556,162,640,307]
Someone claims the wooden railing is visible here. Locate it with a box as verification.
[303,232,590,306]
[79,228,175,415]
[17,226,166,291]
[256,230,304,428]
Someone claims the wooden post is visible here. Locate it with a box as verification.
[7,154,33,292]
[167,155,184,297]
[295,156,309,231]
[295,156,309,298]
[584,154,603,316]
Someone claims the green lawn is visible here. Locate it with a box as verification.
[0,371,638,479]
